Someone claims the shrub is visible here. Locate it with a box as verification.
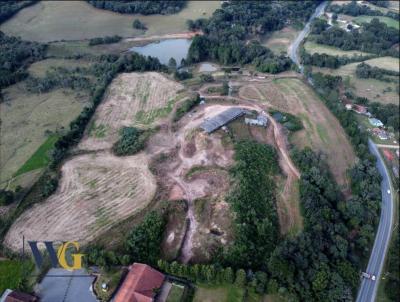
[113,127,148,156]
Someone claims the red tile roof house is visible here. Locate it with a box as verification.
[113,263,165,302]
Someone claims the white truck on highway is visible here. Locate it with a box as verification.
[362,272,376,281]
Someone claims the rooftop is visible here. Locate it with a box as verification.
[113,263,165,302]
[200,107,247,133]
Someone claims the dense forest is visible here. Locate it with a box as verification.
[268,148,381,300]
[328,0,399,20]
[0,31,46,89]
[224,140,279,270]
[87,0,186,15]
[384,230,400,301]
[313,18,399,57]
[0,1,37,24]
[187,1,322,73]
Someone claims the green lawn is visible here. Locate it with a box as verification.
[167,283,185,302]
[14,135,59,177]
[194,284,245,302]
[353,16,399,29]
[0,260,33,293]
[304,41,371,56]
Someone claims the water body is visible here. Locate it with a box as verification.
[130,38,191,66]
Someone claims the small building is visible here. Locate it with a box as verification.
[369,118,384,127]
[0,290,38,302]
[200,107,247,133]
[372,128,389,140]
[345,104,352,110]
[113,263,164,302]
[245,114,268,127]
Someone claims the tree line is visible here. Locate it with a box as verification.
[328,0,399,20]
[0,31,46,89]
[356,62,399,83]
[301,51,376,69]
[88,35,122,46]
[0,1,37,24]
[87,0,186,15]
[313,18,399,57]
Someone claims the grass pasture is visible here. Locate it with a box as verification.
[28,58,92,77]
[304,41,371,56]
[363,56,400,73]
[312,63,399,105]
[193,284,244,302]
[0,1,220,42]
[353,15,399,29]
[0,83,89,186]
[14,135,59,177]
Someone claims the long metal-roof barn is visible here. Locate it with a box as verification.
[200,107,247,133]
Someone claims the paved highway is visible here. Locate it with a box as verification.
[288,1,328,69]
[356,139,395,302]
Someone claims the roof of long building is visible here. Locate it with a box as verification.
[200,107,247,133]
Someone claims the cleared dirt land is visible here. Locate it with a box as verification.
[263,26,300,55]
[313,61,399,105]
[0,1,220,42]
[79,72,184,151]
[0,83,89,187]
[5,152,156,251]
[240,78,356,190]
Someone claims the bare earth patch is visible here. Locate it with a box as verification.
[79,72,183,151]
[5,152,156,251]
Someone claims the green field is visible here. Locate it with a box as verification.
[0,260,33,293]
[304,41,371,56]
[313,63,399,105]
[353,15,399,29]
[14,135,59,177]
[193,284,245,302]
[0,1,220,42]
[167,283,185,302]
[0,82,89,186]
[28,58,93,77]
[363,56,400,73]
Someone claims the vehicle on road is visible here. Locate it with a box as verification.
[362,272,376,281]
[387,189,391,194]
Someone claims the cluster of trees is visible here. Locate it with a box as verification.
[187,1,322,73]
[0,189,15,206]
[173,94,201,122]
[132,19,146,30]
[25,67,92,93]
[269,110,303,132]
[224,140,279,270]
[88,35,122,46]
[313,18,399,57]
[188,37,292,74]
[87,211,165,269]
[356,62,399,82]
[112,126,148,156]
[368,102,399,131]
[385,230,400,300]
[158,260,272,295]
[87,0,186,15]
[301,50,376,69]
[329,0,399,20]
[0,1,37,24]
[0,31,46,88]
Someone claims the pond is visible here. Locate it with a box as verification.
[130,38,191,66]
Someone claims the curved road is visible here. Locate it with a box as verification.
[356,140,395,302]
[288,1,328,69]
